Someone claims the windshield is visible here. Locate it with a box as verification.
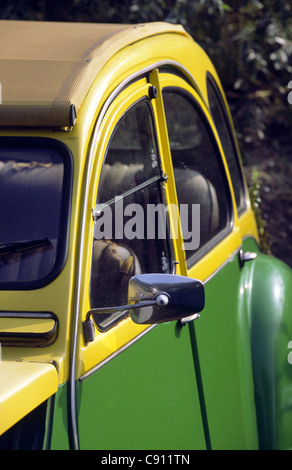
[0,139,72,288]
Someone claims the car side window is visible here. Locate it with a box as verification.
[207,76,246,214]
[162,89,231,264]
[90,99,171,331]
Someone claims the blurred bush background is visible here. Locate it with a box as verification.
[1,0,291,266]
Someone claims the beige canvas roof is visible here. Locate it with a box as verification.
[0,20,187,128]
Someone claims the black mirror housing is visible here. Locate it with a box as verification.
[83,273,205,343]
[128,274,205,325]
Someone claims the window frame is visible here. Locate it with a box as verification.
[0,136,73,291]
[96,98,164,205]
[89,96,174,332]
[161,85,234,269]
[206,73,248,216]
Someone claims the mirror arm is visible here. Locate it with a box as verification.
[85,300,156,321]
[83,294,169,343]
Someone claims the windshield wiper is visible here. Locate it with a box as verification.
[0,238,52,257]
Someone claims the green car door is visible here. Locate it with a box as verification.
[72,77,207,450]
[69,69,259,450]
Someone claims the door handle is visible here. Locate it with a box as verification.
[180,312,200,326]
[239,249,257,268]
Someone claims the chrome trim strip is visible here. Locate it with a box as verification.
[159,60,207,106]
[79,324,156,382]
[68,59,208,450]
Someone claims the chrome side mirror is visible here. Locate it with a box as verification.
[128,274,204,325]
[83,274,204,343]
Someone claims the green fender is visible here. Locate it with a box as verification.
[240,251,292,449]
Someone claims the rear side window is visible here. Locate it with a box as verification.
[162,89,232,265]
[0,138,72,288]
[207,76,246,214]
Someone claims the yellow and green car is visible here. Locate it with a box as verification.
[0,20,291,450]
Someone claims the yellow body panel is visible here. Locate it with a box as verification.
[0,317,55,334]
[0,361,58,434]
